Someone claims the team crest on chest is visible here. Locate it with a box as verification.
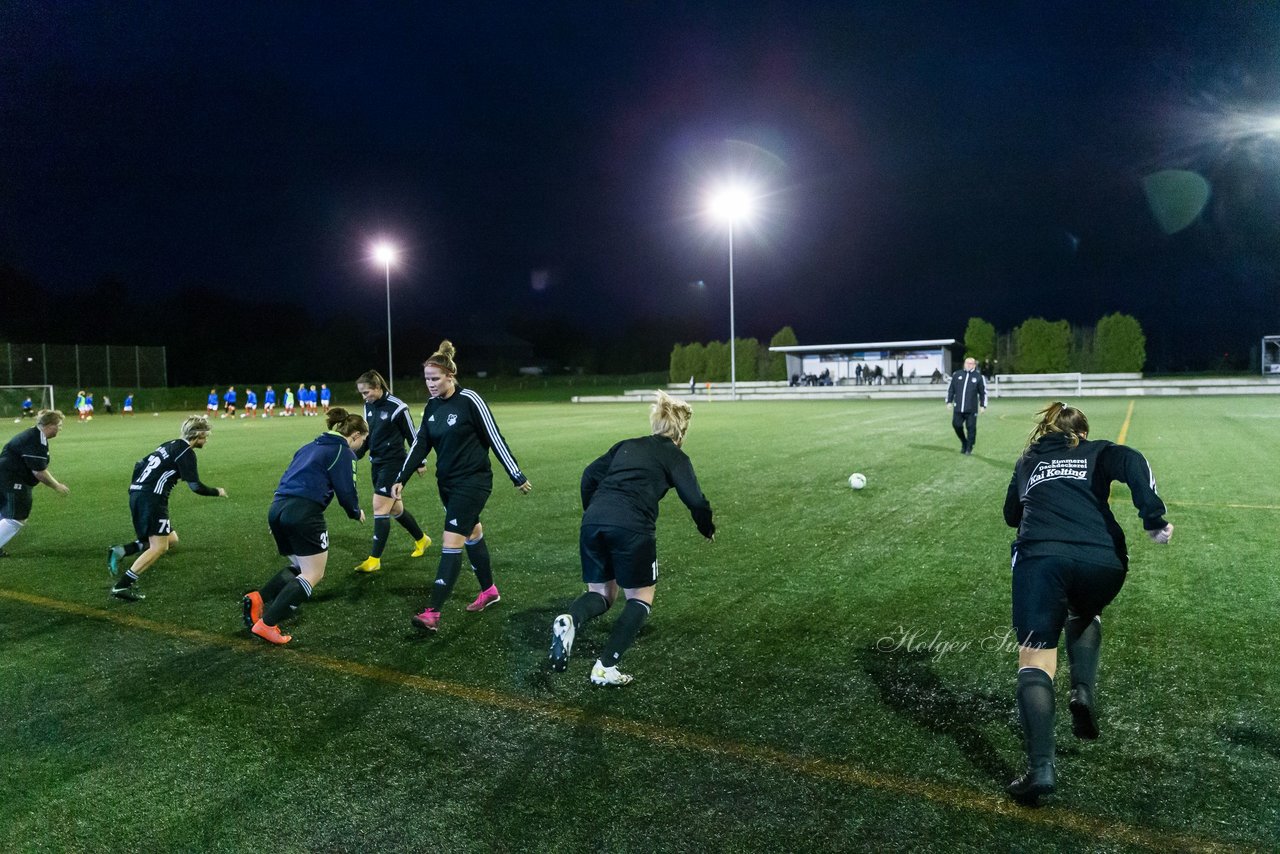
[446,413,457,426]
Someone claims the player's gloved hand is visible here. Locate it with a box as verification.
[1147,523,1173,544]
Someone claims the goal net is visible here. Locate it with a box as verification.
[0,385,55,419]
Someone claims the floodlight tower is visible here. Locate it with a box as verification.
[372,241,399,393]
[707,185,756,400]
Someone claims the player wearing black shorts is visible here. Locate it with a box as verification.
[392,341,531,633]
[243,408,367,645]
[1003,402,1173,804]
[549,390,714,686]
[106,415,227,601]
[0,410,70,557]
[353,369,430,573]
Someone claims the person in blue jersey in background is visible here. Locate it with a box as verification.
[207,389,219,415]
[320,383,331,413]
[242,407,367,645]
[223,386,237,418]
[263,385,276,417]
[392,341,531,633]
[244,388,257,418]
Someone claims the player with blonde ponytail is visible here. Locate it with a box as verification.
[392,340,532,633]
[548,390,715,686]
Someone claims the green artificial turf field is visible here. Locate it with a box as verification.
[0,397,1275,852]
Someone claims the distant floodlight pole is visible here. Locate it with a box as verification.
[708,185,755,400]
[372,241,399,392]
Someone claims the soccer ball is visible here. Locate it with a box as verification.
[12,418,19,424]
[848,472,867,490]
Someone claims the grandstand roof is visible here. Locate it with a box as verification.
[768,339,957,353]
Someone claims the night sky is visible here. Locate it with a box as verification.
[3,2,1279,374]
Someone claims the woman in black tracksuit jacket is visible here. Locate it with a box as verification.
[353,369,431,572]
[1003,401,1173,804]
[391,340,531,633]
[548,389,715,687]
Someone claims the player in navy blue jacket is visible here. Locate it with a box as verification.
[548,390,714,686]
[391,341,531,633]
[1002,402,1173,805]
[106,415,228,601]
[243,408,367,645]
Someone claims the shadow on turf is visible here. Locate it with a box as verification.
[1220,723,1280,761]
[860,645,1019,786]
[906,443,1009,469]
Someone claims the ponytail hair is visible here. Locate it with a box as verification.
[326,407,369,437]
[424,340,458,376]
[355,369,389,393]
[650,389,693,446]
[1026,401,1089,449]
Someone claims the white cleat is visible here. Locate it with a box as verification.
[590,658,633,687]
[549,614,574,672]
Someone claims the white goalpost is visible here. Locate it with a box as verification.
[0,385,56,419]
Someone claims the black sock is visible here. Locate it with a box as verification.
[259,565,301,602]
[428,549,464,610]
[370,516,391,558]
[394,510,424,541]
[601,599,651,666]
[1065,614,1102,691]
[1016,668,1056,769]
[263,576,312,626]
[123,540,145,557]
[114,569,138,589]
[465,536,493,590]
[568,591,611,629]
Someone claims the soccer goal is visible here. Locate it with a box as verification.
[0,385,55,419]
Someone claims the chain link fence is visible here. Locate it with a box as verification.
[1,342,167,389]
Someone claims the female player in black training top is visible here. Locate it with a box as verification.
[1003,402,1173,804]
[243,408,368,645]
[107,415,227,601]
[353,369,431,573]
[549,390,715,686]
[0,410,70,557]
[391,340,532,633]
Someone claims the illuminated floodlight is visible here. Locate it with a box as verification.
[372,241,399,267]
[703,182,762,402]
[370,240,401,391]
[706,184,758,225]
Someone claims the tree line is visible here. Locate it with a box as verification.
[964,313,1147,373]
[668,327,799,383]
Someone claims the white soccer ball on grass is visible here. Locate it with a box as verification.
[848,472,867,490]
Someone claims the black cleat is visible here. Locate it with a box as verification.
[111,585,145,602]
[1070,685,1099,740]
[1007,763,1056,806]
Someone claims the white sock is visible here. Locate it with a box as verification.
[0,518,26,548]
